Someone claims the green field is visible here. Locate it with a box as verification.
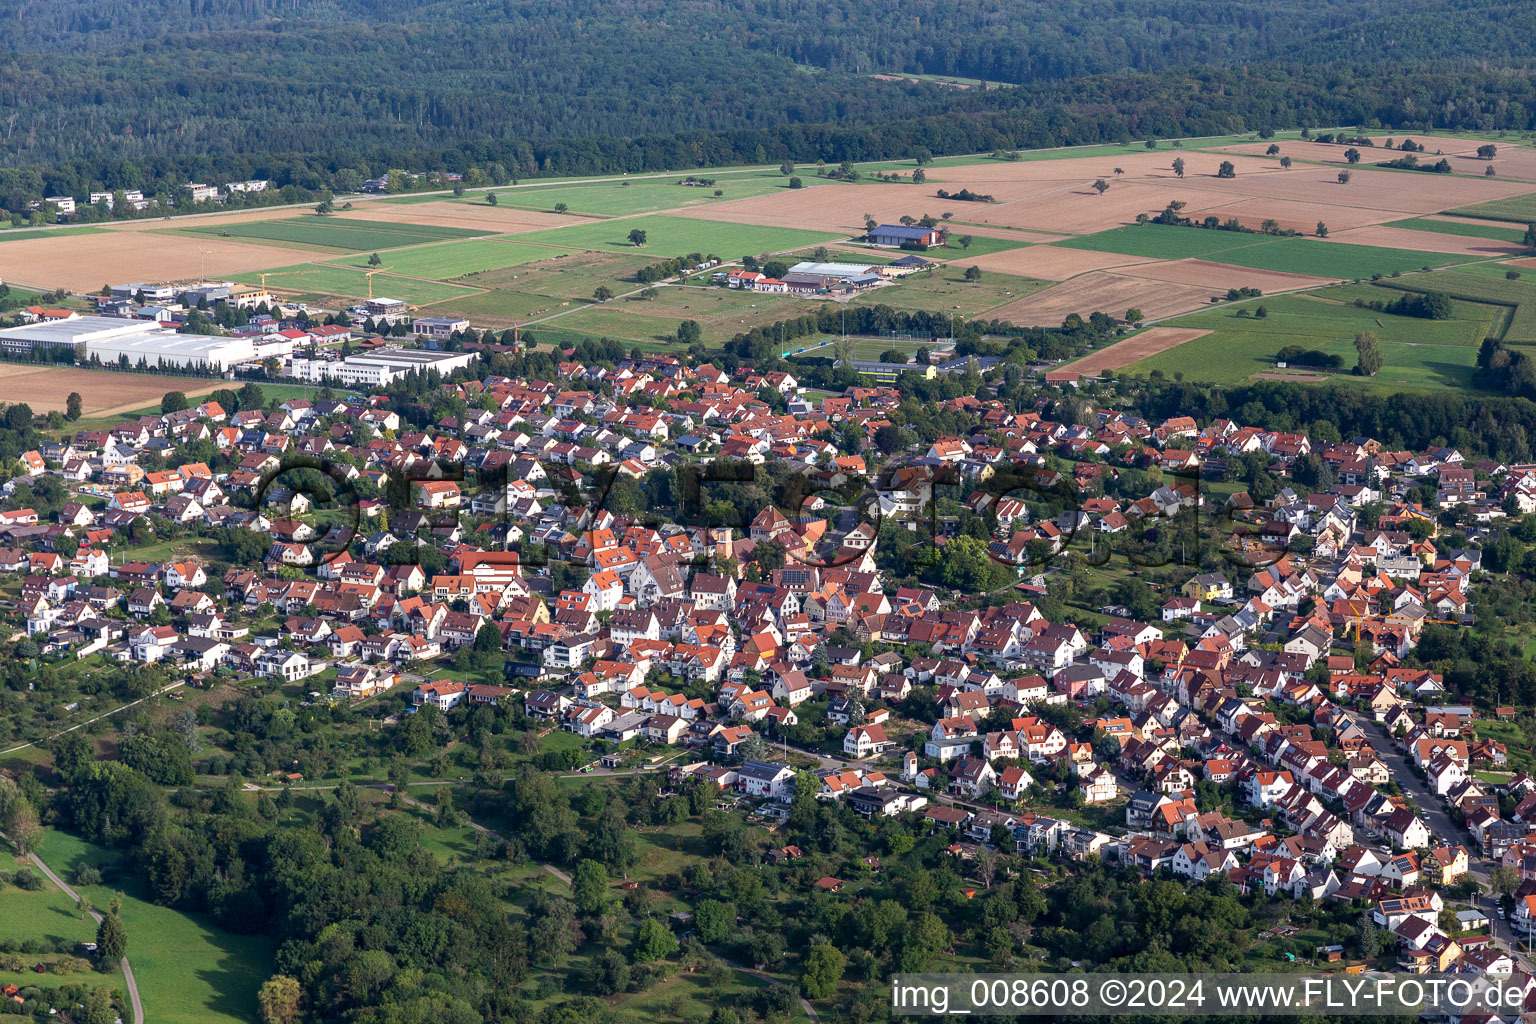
[427,250,656,323]
[1376,268,1536,343]
[1119,291,1495,392]
[509,214,844,257]
[848,266,1046,316]
[474,175,822,216]
[190,216,491,252]
[234,263,480,305]
[0,225,105,242]
[1059,223,1464,278]
[333,239,579,279]
[33,830,273,1024]
[0,848,125,1003]
[1387,217,1530,244]
[534,285,829,347]
[1448,193,1536,224]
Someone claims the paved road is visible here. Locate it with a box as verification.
[1364,721,1534,970]
[1,833,143,1024]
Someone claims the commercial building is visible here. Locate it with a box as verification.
[288,346,478,386]
[0,316,166,356]
[87,331,262,371]
[412,317,470,339]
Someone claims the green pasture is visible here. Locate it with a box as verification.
[189,216,490,252]
[508,214,844,257]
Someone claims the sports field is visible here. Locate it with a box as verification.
[1121,291,1495,391]
[234,263,480,305]
[188,216,491,251]
[333,239,579,278]
[509,214,845,256]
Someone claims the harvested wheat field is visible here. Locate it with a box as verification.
[0,365,220,416]
[330,203,584,234]
[963,246,1162,280]
[973,181,1246,235]
[927,150,1283,194]
[1067,327,1213,374]
[986,272,1214,326]
[674,181,948,234]
[0,230,320,292]
[1169,165,1535,214]
[1441,149,1536,182]
[1190,197,1391,234]
[1327,224,1523,256]
[1114,259,1336,291]
[1365,135,1486,155]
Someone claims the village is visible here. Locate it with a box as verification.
[7,332,1536,1014]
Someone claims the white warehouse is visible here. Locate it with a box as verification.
[0,315,274,371]
[85,331,259,371]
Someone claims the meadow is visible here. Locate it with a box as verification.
[849,267,1047,315]
[540,285,828,347]
[234,263,481,305]
[475,176,817,216]
[33,829,274,1024]
[1121,291,1494,392]
[333,239,579,278]
[508,214,844,257]
[190,216,490,252]
[1057,223,1460,277]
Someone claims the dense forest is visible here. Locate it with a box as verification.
[4,0,1536,207]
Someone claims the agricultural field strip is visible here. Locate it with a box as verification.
[1385,217,1531,243]
[1375,270,1536,343]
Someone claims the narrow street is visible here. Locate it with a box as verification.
[1364,721,1533,971]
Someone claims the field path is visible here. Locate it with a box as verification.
[0,831,143,1024]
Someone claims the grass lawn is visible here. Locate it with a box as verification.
[1122,291,1495,393]
[0,226,105,242]
[1448,193,1536,224]
[850,267,1046,316]
[34,830,273,1024]
[1387,217,1531,244]
[0,849,125,999]
[508,215,845,258]
[475,176,821,217]
[189,216,490,252]
[1058,224,1463,277]
[332,240,581,279]
[232,263,481,305]
[926,234,1030,258]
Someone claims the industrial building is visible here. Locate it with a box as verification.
[0,316,270,371]
[288,346,478,386]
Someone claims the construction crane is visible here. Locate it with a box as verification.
[364,267,391,301]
